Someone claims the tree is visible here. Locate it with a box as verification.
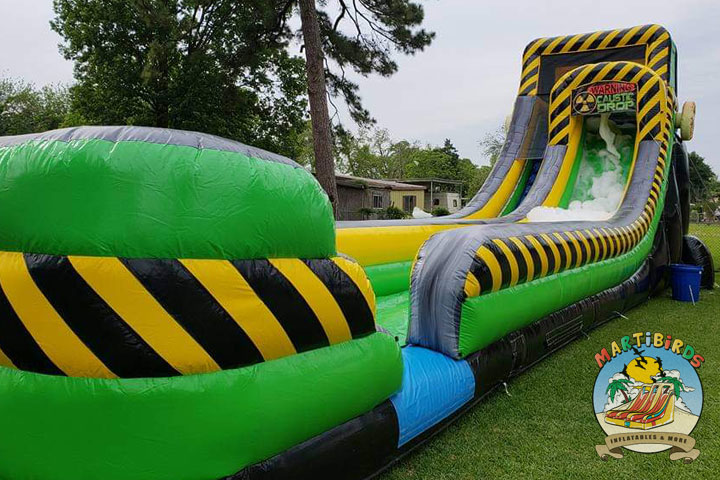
[292,0,434,215]
[298,0,338,213]
[51,0,308,157]
[606,377,633,403]
[688,151,720,203]
[0,78,71,135]
[479,126,506,167]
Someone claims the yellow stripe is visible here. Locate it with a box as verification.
[0,252,115,378]
[549,124,571,146]
[638,92,661,121]
[521,57,540,79]
[638,75,660,100]
[654,64,668,78]
[523,38,546,63]
[544,118,582,204]
[332,257,377,314]
[592,229,607,260]
[648,47,669,69]
[565,232,584,268]
[466,159,526,219]
[509,236,535,281]
[639,114,663,140]
[575,230,593,264]
[589,229,604,261]
[585,229,600,263]
[553,233,573,270]
[638,24,661,45]
[579,30,603,50]
[646,32,669,54]
[181,259,296,361]
[477,246,502,292]
[560,33,585,53]
[616,25,643,47]
[539,234,561,274]
[269,259,353,345]
[71,256,220,375]
[464,271,481,298]
[589,62,619,84]
[526,235,550,277]
[519,73,539,93]
[613,62,637,82]
[493,239,519,286]
[543,35,566,55]
[598,29,621,49]
[0,345,15,368]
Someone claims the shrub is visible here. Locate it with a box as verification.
[432,207,450,217]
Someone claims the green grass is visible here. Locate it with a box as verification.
[379,289,720,480]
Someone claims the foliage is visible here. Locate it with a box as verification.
[51,0,308,157]
[357,207,375,220]
[308,0,435,125]
[0,79,72,135]
[332,128,490,198]
[661,376,688,399]
[382,205,408,219]
[479,126,506,167]
[605,377,632,402]
[688,151,720,201]
[431,207,450,217]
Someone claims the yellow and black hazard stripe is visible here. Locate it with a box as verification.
[464,62,673,299]
[0,252,375,378]
[518,24,672,96]
[549,62,668,146]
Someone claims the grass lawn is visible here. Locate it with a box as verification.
[379,289,720,480]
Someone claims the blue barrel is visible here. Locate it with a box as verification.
[670,264,703,302]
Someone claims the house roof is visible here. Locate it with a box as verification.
[335,173,426,191]
[400,177,464,185]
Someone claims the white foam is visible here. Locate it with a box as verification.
[527,115,628,223]
[412,207,433,218]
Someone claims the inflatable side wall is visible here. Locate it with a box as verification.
[0,127,402,480]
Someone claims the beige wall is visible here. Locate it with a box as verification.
[390,190,425,213]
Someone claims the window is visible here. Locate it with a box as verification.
[453,199,458,207]
[433,198,440,206]
[402,195,416,212]
[372,193,383,209]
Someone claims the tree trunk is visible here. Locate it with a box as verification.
[298,0,338,218]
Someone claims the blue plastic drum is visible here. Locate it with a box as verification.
[670,264,703,302]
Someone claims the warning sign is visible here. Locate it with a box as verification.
[572,81,637,116]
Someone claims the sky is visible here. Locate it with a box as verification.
[1,0,719,171]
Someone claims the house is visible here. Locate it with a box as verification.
[401,178,464,213]
[335,173,426,220]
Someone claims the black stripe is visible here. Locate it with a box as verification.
[521,65,539,85]
[121,258,264,369]
[506,241,528,285]
[569,33,592,52]
[487,242,511,289]
[232,259,330,352]
[302,259,375,338]
[553,235,568,271]
[580,232,596,264]
[0,282,64,375]
[564,233,580,266]
[470,256,493,293]
[588,32,607,50]
[26,254,178,378]
[606,29,629,49]
[528,236,552,275]
[550,116,570,142]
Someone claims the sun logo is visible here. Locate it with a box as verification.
[573,91,597,114]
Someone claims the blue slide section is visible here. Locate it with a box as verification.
[390,346,475,446]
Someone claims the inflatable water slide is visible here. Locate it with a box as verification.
[606,382,676,430]
[0,24,714,480]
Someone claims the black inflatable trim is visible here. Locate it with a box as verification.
[681,235,716,289]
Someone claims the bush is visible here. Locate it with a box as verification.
[432,207,450,217]
[383,205,408,219]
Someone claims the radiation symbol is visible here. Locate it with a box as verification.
[573,91,597,114]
